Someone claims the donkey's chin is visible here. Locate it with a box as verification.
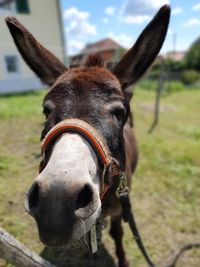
[72,206,102,242]
[37,206,102,248]
[39,235,71,248]
[36,219,74,248]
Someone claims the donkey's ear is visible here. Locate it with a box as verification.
[5,17,67,86]
[113,5,170,91]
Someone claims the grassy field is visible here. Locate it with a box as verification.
[0,87,199,267]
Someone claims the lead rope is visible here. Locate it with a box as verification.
[117,173,200,267]
[119,191,156,267]
[117,173,156,267]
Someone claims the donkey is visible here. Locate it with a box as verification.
[6,5,170,267]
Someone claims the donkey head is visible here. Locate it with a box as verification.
[6,5,170,247]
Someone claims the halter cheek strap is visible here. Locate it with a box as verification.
[41,119,126,199]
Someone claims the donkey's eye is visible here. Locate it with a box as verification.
[43,101,55,118]
[43,106,52,118]
[111,107,125,121]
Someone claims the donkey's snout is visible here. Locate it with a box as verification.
[25,180,97,218]
[24,179,99,246]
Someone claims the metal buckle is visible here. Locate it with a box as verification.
[116,172,128,198]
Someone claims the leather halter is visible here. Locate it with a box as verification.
[41,119,125,199]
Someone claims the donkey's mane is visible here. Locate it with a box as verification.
[85,54,104,67]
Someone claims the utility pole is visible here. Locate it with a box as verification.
[173,33,177,56]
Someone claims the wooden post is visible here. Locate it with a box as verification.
[148,58,165,134]
[0,228,55,267]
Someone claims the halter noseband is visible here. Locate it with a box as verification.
[41,119,127,200]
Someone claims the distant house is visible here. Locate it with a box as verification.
[162,51,186,61]
[0,0,67,94]
[70,38,126,66]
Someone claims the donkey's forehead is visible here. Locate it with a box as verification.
[51,67,122,94]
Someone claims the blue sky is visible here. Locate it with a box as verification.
[61,0,200,55]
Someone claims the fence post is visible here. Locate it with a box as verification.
[0,228,55,267]
[148,58,165,134]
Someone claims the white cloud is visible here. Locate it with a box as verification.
[67,40,85,55]
[172,7,183,15]
[64,7,97,54]
[192,3,200,11]
[120,0,169,25]
[121,0,170,17]
[64,7,96,37]
[182,18,200,27]
[121,15,150,24]
[105,6,115,16]
[64,7,88,20]
[108,32,134,48]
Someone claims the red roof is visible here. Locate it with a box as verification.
[69,38,124,66]
[162,51,186,61]
[81,38,123,55]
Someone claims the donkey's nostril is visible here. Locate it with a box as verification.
[26,182,39,213]
[75,184,93,210]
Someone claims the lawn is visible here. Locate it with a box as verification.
[0,87,199,267]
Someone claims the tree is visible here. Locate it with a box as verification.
[185,37,200,71]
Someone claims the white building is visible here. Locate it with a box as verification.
[0,0,67,94]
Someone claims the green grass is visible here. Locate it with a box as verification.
[138,79,199,93]
[0,88,199,267]
[0,91,45,119]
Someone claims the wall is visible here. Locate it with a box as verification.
[0,0,65,93]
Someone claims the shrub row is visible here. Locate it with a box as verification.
[181,70,200,85]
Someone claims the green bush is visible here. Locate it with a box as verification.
[181,70,200,85]
[164,59,186,72]
[185,38,200,71]
[138,79,157,91]
[138,79,188,93]
[166,81,186,93]
[152,59,186,74]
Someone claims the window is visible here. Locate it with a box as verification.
[16,0,30,14]
[0,0,30,14]
[5,55,19,74]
